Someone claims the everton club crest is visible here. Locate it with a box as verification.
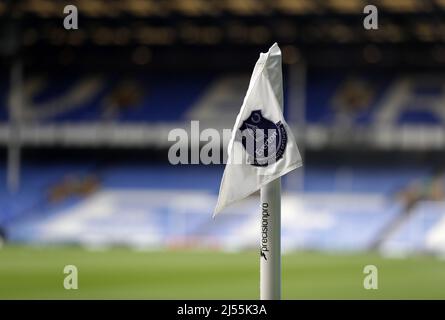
[238,110,287,167]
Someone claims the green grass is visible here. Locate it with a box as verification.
[0,246,444,299]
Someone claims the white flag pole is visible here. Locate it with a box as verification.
[260,177,281,300]
[213,44,302,300]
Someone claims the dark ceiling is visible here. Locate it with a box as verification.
[1,0,445,71]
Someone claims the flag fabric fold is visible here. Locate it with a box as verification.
[214,43,303,216]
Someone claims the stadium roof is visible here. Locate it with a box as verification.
[2,0,445,17]
[1,0,444,70]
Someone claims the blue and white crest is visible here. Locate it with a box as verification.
[238,110,287,167]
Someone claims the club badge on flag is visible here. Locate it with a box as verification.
[214,43,303,216]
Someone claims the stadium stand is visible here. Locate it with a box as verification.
[1,0,445,259]
[0,159,443,254]
[1,72,444,126]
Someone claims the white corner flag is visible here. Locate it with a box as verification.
[214,43,303,300]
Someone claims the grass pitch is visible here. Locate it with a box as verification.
[0,246,444,299]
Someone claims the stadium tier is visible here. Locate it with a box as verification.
[1,161,443,255]
[1,72,444,125]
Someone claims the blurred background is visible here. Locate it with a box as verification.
[0,0,444,299]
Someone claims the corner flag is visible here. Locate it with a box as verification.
[214,43,303,299]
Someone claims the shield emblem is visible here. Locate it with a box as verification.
[238,110,287,167]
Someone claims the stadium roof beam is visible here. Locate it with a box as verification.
[123,0,167,17]
[275,0,317,15]
[170,0,218,16]
[325,0,366,14]
[377,0,430,13]
[5,0,445,17]
[437,0,445,9]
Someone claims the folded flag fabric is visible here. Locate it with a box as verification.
[214,43,303,216]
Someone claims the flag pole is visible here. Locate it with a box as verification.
[260,177,281,300]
